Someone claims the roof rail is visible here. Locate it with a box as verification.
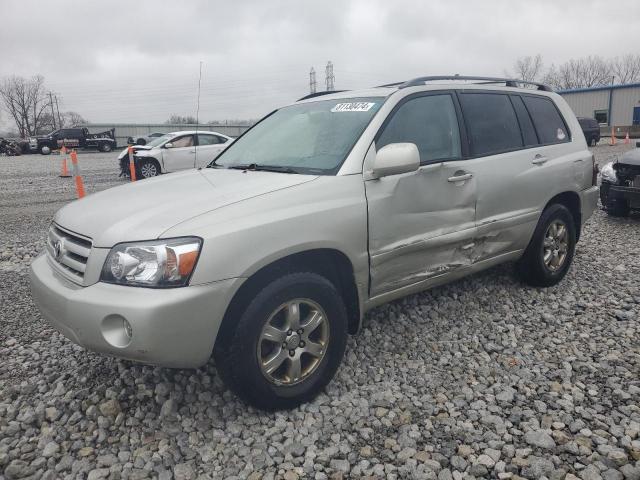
[397,75,553,91]
[297,90,348,101]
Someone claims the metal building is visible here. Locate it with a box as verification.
[558,83,640,127]
[84,123,252,147]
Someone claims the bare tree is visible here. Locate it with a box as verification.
[0,75,51,137]
[166,114,197,125]
[543,56,612,90]
[512,54,544,82]
[610,54,640,84]
[63,111,88,127]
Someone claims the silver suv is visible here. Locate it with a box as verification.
[30,76,599,410]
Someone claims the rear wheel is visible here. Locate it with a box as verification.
[100,142,113,153]
[138,159,160,178]
[40,145,51,155]
[517,204,576,287]
[214,272,348,410]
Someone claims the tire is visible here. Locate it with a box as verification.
[40,145,51,155]
[517,204,576,287]
[214,272,348,410]
[137,158,160,178]
[136,138,146,146]
[100,142,113,153]
[590,137,597,146]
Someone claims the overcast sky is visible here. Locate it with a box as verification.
[1,0,639,128]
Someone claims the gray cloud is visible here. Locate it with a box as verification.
[1,0,638,126]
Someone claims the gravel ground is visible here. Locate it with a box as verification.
[1,144,639,480]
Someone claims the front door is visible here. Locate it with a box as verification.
[365,92,477,297]
[162,134,196,172]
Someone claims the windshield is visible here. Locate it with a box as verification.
[146,134,173,148]
[213,97,383,174]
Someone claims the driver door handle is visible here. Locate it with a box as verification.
[447,173,473,183]
[532,154,548,165]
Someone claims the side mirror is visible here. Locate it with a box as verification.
[164,142,173,149]
[371,143,420,178]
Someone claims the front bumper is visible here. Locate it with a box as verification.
[608,184,640,206]
[580,185,599,222]
[29,254,241,368]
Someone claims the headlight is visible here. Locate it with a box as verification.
[100,237,202,287]
[600,162,618,183]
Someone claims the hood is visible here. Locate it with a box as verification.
[117,145,152,160]
[619,147,640,167]
[55,168,318,247]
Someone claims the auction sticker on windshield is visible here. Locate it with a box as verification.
[331,102,376,112]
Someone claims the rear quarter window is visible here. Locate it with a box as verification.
[522,96,570,144]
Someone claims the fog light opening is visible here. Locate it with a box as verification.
[101,314,133,348]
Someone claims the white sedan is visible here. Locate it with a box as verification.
[117,130,234,178]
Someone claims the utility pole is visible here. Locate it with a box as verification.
[309,67,317,94]
[325,61,335,91]
[54,95,63,128]
[48,92,57,130]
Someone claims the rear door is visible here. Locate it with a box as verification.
[161,134,196,172]
[457,91,572,263]
[365,92,478,297]
[195,133,228,167]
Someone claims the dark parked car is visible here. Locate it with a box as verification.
[578,117,600,146]
[600,142,640,216]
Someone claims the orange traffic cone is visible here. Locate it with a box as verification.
[127,145,137,181]
[70,150,86,198]
[610,127,616,146]
[59,146,71,178]
[624,131,630,144]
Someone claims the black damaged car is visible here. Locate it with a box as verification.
[600,141,640,216]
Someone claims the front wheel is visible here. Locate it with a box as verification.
[214,272,348,410]
[100,142,113,153]
[137,159,160,178]
[517,204,576,287]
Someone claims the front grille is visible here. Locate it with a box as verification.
[46,224,92,282]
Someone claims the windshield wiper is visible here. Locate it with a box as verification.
[227,163,300,174]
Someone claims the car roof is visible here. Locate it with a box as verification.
[167,130,230,137]
[294,75,555,106]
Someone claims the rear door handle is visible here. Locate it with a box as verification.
[447,173,473,183]
[532,154,548,165]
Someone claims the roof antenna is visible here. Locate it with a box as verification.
[195,61,203,168]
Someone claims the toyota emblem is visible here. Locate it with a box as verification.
[54,240,63,260]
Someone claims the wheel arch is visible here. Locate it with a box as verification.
[544,191,581,241]
[217,249,362,345]
[137,156,162,174]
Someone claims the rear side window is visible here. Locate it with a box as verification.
[377,94,461,164]
[459,93,522,156]
[511,96,538,146]
[522,96,569,144]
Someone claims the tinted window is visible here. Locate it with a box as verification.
[511,96,538,146]
[171,135,194,148]
[198,134,220,145]
[459,93,522,156]
[522,96,569,144]
[377,94,461,163]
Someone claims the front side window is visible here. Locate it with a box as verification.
[522,96,570,144]
[459,93,522,156]
[170,135,194,148]
[377,94,461,164]
[214,97,384,174]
